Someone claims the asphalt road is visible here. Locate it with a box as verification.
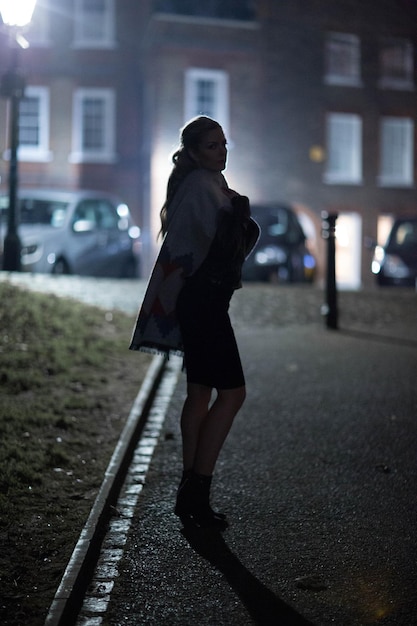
[102,320,416,626]
[3,273,416,625]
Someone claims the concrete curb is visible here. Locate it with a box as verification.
[44,355,167,626]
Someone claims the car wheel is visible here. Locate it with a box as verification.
[52,258,70,275]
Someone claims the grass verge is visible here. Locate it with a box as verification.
[0,281,151,626]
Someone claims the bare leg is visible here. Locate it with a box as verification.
[177,383,245,527]
[193,386,246,475]
[180,383,213,471]
[180,383,246,474]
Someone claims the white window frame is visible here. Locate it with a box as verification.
[378,117,414,187]
[70,88,116,164]
[18,86,52,162]
[324,32,361,87]
[379,38,414,90]
[73,0,116,49]
[184,68,229,136]
[324,113,362,184]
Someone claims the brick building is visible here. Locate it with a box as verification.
[1,0,416,285]
[0,1,144,225]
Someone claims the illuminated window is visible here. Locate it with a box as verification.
[379,117,413,186]
[184,68,229,135]
[335,213,362,290]
[70,88,116,163]
[73,0,115,48]
[324,113,362,184]
[18,87,51,162]
[324,32,361,86]
[379,38,414,90]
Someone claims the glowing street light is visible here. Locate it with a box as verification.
[0,0,37,271]
[0,0,37,27]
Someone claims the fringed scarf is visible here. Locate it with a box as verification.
[129,169,259,357]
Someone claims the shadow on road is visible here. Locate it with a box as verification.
[181,527,315,626]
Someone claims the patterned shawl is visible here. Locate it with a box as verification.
[129,168,259,357]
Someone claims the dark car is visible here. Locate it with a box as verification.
[242,204,316,283]
[372,217,417,287]
[0,189,141,277]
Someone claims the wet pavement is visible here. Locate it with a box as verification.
[101,322,416,625]
[2,273,417,625]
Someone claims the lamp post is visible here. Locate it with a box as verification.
[0,0,37,271]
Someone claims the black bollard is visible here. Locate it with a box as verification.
[321,211,338,330]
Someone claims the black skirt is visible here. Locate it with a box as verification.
[176,278,245,390]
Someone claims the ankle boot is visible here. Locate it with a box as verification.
[174,469,193,515]
[192,473,227,521]
[174,470,228,529]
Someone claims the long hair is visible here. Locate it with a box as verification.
[159,116,222,237]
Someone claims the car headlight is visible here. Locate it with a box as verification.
[20,242,43,265]
[382,254,410,278]
[128,225,140,239]
[254,245,287,266]
[371,246,385,274]
[21,243,38,256]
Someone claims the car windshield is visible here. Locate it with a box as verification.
[392,221,417,248]
[0,197,69,227]
[253,208,289,235]
[253,207,304,243]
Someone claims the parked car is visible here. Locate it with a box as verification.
[0,189,141,277]
[242,204,316,283]
[372,216,417,287]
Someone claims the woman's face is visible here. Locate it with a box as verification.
[192,127,228,172]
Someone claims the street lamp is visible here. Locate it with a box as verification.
[0,0,37,271]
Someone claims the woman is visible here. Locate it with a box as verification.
[130,116,259,529]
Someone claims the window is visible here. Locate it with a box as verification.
[184,68,229,135]
[379,38,414,90]
[19,200,69,227]
[324,113,362,184]
[73,200,118,230]
[324,32,361,86]
[18,87,51,162]
[335,213,362,290]
[392,220,417,247]
[70,89,116,163]
[379,117,414,187]
[73,0,115,48]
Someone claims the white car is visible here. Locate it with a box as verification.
[0,189,141,277]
